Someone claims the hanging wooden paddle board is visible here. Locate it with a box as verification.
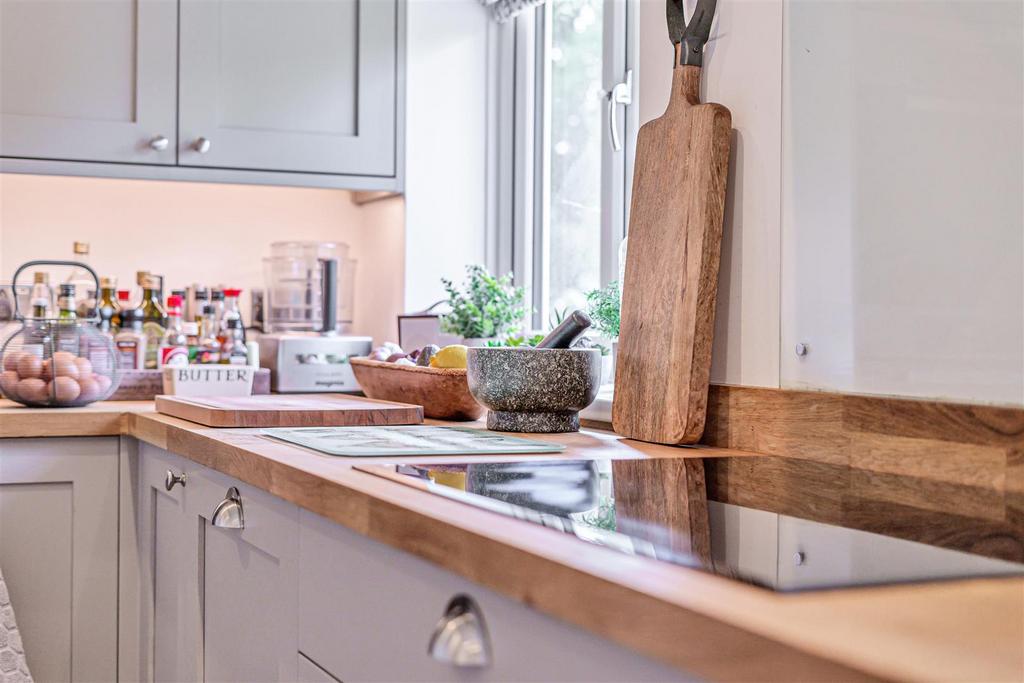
[613,4,731,446]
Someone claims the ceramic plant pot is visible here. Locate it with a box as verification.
[466,347,602,433]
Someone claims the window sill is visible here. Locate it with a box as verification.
[579,383,614,425]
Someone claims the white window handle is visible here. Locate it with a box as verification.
[607,69,633,152]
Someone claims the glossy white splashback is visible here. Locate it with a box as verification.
[780,0,1023,404]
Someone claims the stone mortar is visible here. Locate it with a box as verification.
[466,347,602,433]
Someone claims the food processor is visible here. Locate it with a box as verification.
[257,243,370,393]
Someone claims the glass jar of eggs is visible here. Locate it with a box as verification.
[0,260,120,407]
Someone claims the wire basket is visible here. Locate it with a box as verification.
[0,260,121,407]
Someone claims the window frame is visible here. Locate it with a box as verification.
[490,0,639,330]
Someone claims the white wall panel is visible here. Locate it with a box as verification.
[780,0,1024,404]
[637,0,783,388]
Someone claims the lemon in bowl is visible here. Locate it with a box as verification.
[429,345,469,369]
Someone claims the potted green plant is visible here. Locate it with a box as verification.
[585,280,621,374]
[440,265,527,345]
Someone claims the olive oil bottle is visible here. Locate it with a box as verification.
[138,274,166,369]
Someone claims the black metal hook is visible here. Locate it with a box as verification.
[666,0,718,67]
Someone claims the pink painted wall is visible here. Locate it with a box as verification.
[0,174,405,344]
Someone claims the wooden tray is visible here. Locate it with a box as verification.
[154,393,423,428]
[350,357,485,421]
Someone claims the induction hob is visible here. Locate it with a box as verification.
[358,456,1024,592]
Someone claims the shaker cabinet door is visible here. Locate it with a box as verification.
[0,438,119,683]
[183,468,300,683]
[137,445,199,682]
[178,0,397,176]
[0,0,178,164]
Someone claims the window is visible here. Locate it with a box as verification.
[497,0,636,330]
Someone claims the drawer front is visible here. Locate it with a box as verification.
[298,509,692,683]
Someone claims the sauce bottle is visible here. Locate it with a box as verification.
[195,303,221,364]
[158,295,189,368]
[220,318,248,365]
[115,309,147,370]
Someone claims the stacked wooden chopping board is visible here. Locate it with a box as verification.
[155,394,423,428]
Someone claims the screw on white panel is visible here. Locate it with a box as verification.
[794,551,806,566]
[795,343,809,357]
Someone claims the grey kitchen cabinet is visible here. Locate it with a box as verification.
[179,0,397,176]
[298,509,692,683]
[0,437,120,682]
[0,0,178,164]
[0,0,401,187]
[136,445,197,682]
[136,443,299,682]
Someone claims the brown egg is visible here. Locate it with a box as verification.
[16,377,48,403]
[92,373,112,397]
[17,353,43,379]
[3,351,23,373]
[74,356,94,376]
[51,376,81,404]
[77,376,100,403]
[49,355,80,380]
[1,370,21,399]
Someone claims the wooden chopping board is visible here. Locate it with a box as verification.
[155,394,424,428]
[612,47,731,445]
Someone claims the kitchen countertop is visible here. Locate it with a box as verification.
[1,400,1022,681]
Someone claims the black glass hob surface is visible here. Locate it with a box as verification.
[359,456,1024,592]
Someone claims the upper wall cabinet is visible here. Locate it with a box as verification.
[178,0,396,176]
[0,0,402,189]
[0,0,178,164]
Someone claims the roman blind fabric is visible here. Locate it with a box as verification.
[480,0,545,23]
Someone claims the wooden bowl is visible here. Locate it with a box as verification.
[350,357,485,421]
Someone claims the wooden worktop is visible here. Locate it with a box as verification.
[1,399,1022,681]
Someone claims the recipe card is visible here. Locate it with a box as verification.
[262,425,566,457]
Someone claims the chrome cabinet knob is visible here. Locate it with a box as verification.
[149,135,170,151]
[164,469,186,491]
[211,487,244,529]
[428,595,491,668]
[192,137,211,154]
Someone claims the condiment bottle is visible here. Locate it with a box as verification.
[192,288,209,325]
[112,290,131,331]
[158,295,189,368]
[55,283,80,355]
[195,303,221,364]
[30,272,53,317]
[114,309,147,370]
[210,289,225,328]
[220,288,245,343]
[97,277,119,334]
[182,321,200,362]
[138,274,166,369]
[220,318,248,365]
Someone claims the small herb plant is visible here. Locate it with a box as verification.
[440,265,527,340]
[585,280,621,339]
[485,333,546,348]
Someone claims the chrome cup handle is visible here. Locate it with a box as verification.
[212,487,244,529]
[428,595,491,668]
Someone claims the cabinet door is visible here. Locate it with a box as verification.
[137,445,198,682]
[0,0,177,163]
[183,469,299,682]
[178,0,397,176]
[0,437,119,682]
[299,510,690,683]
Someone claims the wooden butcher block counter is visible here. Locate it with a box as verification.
[1,395,1022,682]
